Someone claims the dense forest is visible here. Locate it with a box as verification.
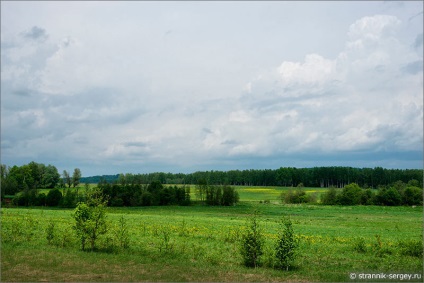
[82,167,423,188]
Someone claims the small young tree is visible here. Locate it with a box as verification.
[240,210,264,268]
[72,168,82,188]
[183,186,191,206]
[113,216,130,249]
[72,188,108,251]
[275,216,299,270]
[196,179,208,202]
[63,170,71,188]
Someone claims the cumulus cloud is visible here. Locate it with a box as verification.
[206,14,423,161]
[278,54,338,86]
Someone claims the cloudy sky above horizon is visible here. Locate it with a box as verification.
[1,1,423,176]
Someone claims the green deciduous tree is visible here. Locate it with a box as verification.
[72,168,82,188]
[63,170,71,188]
[196,179,207,202]
[222,185,239,206]
[42,165,60,188]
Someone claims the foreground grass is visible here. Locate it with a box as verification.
[1,203,422,282]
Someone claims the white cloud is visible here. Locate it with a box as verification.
[347,15,401,42]
[1,2,422,174]
[278,54,337,86]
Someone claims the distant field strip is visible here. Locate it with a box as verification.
[236,186,326,202]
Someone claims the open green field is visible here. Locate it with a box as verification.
[1,188,423,282]
[236,186,327,203]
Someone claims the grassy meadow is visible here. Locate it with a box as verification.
[1,186,423,282]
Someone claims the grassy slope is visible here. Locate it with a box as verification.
[1,187,423,282]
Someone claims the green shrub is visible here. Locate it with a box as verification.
[60,188,77,208]
[37,193,47,206]
[72,190,108,251]
[282,188,308,204]
[338,183,362,205]
[221,185,239,206]
[371,234,392,257]
[375,187,402,206]
[158,226,174,253]
[402,186,423,206]
[274,217,299,270]
[113,216,130,249]
[110,196,124,207]
[360,189,374,205]
[353,237,367,253]
[46,189,62,206]
[46,221,55,245]
[52,224,75,248]
[1,214,39,244]
[397,239,423,258]
[321,187,338,205]
[240,211,264,268]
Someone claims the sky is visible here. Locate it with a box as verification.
[1,1,423,176]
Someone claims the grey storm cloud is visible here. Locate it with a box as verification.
[402,60,424,75]
[124,141,149,148]
[413,33,423,49]
[22,26,48,41]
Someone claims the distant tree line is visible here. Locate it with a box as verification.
[2,162,421,208]
[80,174,120,184]
[87,167,423,188]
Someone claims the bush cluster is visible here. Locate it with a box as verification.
[205,185,239,206]
[99,181,191,207]
[12,187,85,208]
[321,181,422,206]
[240,212,299,270]
[281,185,317,204]
[352,235,423,258]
